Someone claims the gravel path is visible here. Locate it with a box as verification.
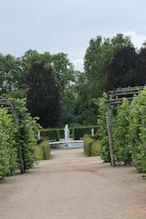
[0,148,146,219]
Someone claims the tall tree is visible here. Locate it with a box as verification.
[136,47,146,85]
[21,50,76,126]
[84,34,133,98]
[21,50,75,92]
[106,46,138,90]
[26,60,61,128]
[52,53,75,92]
[78,33,133,124]
[73,71,98,125]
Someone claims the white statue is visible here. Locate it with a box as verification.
[64,124,70,140]
[91,128,94,136]
[38,132,40,140]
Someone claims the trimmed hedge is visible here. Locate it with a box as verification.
[84,136,101,157]
[58,129,64,139]
[91,140,101,156]
[40,129,59,141]
[40,126,98,141]
[40,128,74,141]
[36,140,50,160]
[84,136,94,156]
[74,126,98,140]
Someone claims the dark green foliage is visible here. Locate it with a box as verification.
[37,139,44,144]
[58,128,64,139]
[40,128,75,141]
[36,141,50,160]
[40,129,59,141]
[26,61,61,128]
[106,46,146,91]
[73,126,98,140]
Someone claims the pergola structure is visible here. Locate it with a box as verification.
[0,96,24,173]
[105,86,144,166]
[105,86,144,105]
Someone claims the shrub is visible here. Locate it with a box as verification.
[36,140,50,160]
[35,145,44,160]
[0,108,18,180]
[73,126,98,140]
[91,141,101,156]
[84,136,94,156]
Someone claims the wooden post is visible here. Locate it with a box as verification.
[106,108,115,167]
[14,110,25,174]
[142,119,146,149]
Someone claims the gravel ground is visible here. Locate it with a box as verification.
[0,148,146,219]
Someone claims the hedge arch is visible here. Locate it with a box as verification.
[0,96,24,173]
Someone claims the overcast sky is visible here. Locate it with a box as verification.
[0,0,146,70]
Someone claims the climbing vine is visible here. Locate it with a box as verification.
[0,108,18,180]
[128,88,146,172]
[96,94,110,162]
[97,87,146,173]
[0,98,40,180]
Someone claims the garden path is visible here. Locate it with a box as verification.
[0,148,146,219]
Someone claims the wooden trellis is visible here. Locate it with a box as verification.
[0,96,24,173]
[105,86,144,166]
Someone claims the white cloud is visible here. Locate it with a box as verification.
[123,31,146,48]
[72,58,84,65]
[72,58,84,71]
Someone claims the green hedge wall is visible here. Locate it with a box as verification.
[40,129,59,141]
[58,129,64,139]
[40,126,98,141]
[73,126,98,140]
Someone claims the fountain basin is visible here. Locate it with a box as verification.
[49,140,83,149]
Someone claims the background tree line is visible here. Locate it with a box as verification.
[1,33,146,127]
